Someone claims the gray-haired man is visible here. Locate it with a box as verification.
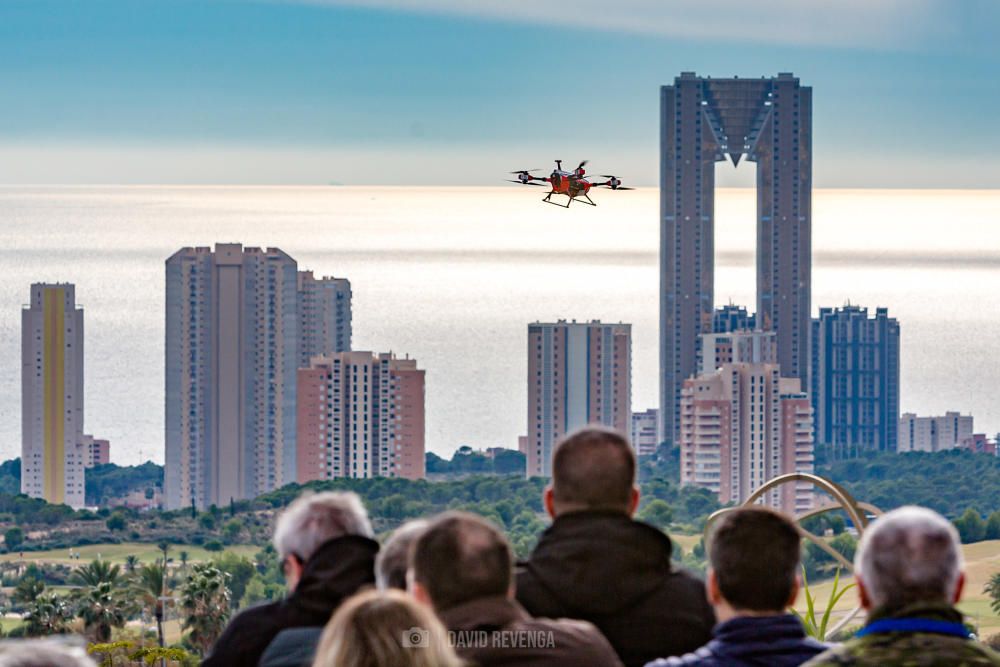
[804,506,1000,666]
[205,491,379,667]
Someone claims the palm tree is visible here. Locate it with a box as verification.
[124,554,140,574]
[24,591,72,637]
[71,559,121,587]
[157,541,171,564]
[179,550,189,574]
[134,562,169,648]
[180,564,231,656]
[76,580,127,642]
[985,571,1000,615]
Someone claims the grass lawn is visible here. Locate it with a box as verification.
[0,542,260,566]
[671,532,702,555]
[794,539,1000,639]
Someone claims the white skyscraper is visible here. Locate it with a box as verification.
[298,270,352,363]
[21,283,86,508]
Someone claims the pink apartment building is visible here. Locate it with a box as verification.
[297,352,425,482]
[680,331,814,514]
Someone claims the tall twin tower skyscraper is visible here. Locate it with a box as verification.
[659,72,812,443]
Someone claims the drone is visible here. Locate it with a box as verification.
[507,159,632,208]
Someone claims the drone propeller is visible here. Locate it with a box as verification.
[506,179,546,186]
[594,175,632,190]
[577,160,588,171]
[510,170,541,174]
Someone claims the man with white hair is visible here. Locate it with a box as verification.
[204,491,379,667]
[804,506,1000,666]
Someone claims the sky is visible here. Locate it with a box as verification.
[1,0,999,186]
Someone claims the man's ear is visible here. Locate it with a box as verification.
[544,486,556,519]
[786,573,801,608]
[627,486,640,516]
[410,579,433,608]
[706,568,722,605]
[856,576,872,611]
[953,571,966,604]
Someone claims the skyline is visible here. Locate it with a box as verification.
[2,1,1000,186]
[2,185,998,467]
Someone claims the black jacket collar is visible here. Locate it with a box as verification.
[286,534,379,618]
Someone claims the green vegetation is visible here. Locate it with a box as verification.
[793,567,855,641]
[986,572,1000,616]
[426,447,525,476]
[818,449,1000,520]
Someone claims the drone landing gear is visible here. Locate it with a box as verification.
[542,192,596,208]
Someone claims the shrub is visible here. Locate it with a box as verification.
[204,540,223,552]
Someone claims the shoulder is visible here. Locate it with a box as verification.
[522,617,620,659]
[203,600,284,664]
[260,627,324,667]
[642,645,717,667]
[799,641,859,667]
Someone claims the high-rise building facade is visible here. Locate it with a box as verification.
[660,72,811,444]
[630,408,659,457]
[298,270,352,364]
[898,412,973,453]
[527,320,631,477]
[712,304,756,333]
[165,244,300,509]
[297,352,425,482]
[680,359,813,514]
[810,306,900,457]
[79,434,110,468]
[21,283,87,508]
[698,329,778,377]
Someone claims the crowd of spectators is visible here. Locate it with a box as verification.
[2,425,999,666]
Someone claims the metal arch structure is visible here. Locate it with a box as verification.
[701,473,884,637]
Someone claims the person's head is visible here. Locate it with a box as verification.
[855,506,965,613]
[409,511,512,612]
[706,507,802,621]
[311,589,462,667]
[273,491,374,590]
[376,519,428,591]
[546,426,639,517]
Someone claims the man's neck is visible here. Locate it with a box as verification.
[715,603,786,624]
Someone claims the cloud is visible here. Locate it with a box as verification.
[281,0,952,49]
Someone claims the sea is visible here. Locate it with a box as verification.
[1,186,998,465]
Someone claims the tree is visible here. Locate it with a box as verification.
[985,511,1000,541]
[75,580,127,642]
[179,550,190,573]
[72,559,121,587]
[212,553,255,608]
[124,554,139,574]
[4,527,24,551]
[954,508,986,543]
[133,562,168,648]
[13,576,44,606]
[638,499,674,529]
[24,591,72,636]
[985,572,1000,616]
[105,513,127,531]
[180,564,231,655]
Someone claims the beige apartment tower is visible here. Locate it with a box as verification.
[165,244,300,510]
[21,283,87,508]
[526,320,631,477]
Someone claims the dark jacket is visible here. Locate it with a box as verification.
[258,627,322,667]
[438,595,624,667]
[645,614,827,667]
[516,510,715,667]
[201,534,378,667]
[803,602,1000,666]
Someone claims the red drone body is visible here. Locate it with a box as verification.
[507,159,632,207]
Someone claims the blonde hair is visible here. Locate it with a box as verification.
[312,589,462,667]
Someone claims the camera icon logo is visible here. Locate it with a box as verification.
[401,627,430,648]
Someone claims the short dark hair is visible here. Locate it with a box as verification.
[709,507,802,612]
[552,426,635,511]
[411,512,512,611]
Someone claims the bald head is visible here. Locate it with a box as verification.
[551,426,636,514]
[856,506,964,612]
[410,512,513,611]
